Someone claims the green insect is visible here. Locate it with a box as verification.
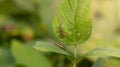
[55,42,66,50]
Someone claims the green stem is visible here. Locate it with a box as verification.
[73,63,76,67]
[73,45,77,67]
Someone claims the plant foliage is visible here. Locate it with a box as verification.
[53,0,92,45]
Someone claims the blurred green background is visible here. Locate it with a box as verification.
[0,0,120,67]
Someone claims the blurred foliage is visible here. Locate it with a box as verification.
[11,40,52,67]
[0,0,56,67]
[92,57,120,67]
[0,0,120,67]
[0,47,14,67]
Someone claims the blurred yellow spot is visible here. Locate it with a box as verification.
[116,38,120,44]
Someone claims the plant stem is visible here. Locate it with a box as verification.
[73,63,76,67]
[73,45,77,67]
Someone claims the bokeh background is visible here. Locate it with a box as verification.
[0,0,120,67]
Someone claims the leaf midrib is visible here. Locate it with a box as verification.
[60,0,81,45]
[73,0,80,45]
[59,0,90,45]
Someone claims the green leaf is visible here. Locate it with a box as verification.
[33,41,71,56]
[82,47,120,58]
[0,48,14,67]
[92,57,120,67]
[11,40,52,67]
[53,0,92,45]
